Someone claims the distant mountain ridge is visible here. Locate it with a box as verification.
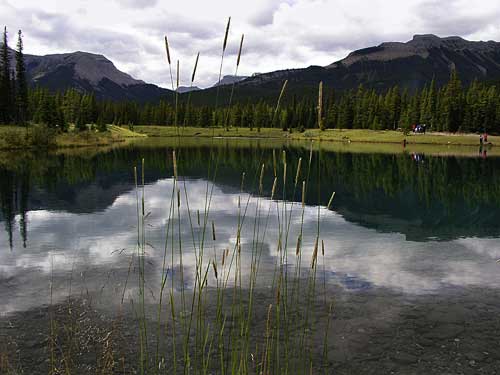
[244,35,500,90]
[213,75,248,87]
[6,34,500,104]
[177,86,201,93]
[7,47,172,103]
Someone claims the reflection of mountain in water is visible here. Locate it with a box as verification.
[1,143,500,247]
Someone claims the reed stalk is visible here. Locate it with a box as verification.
[224,34,244,130]
[214,17,231,111]
[272,80,288,128]
[182,52,201,130]
[318,81,324,131]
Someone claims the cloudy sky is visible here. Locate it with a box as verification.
[2,0,500,88]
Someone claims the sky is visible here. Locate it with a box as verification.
[2,0,500,88]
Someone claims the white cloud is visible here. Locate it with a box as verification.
[3,0,500,87]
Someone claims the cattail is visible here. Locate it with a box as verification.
[191,52,200,83]
[172,151,178,179]
[296,234,302,256]
[276,274,282,305]
[222,250,226,266]
[266,304,273,336]
[164,35,171,65]
[169,291,175,319]
[177,188,181,208]
[295,157,302,185]
[223,17,231,52]
[302,181,306,207]
[212,260,218,279]
[212,221,216,241]
[236,34,244,67]
[309,141,313,166]
[311,237,319,269]
[274,80,288,118]
[141,158,145,183]
[240,172,245,191]
[318,81,323,130]
[282,150,287,185]
[176,60,180,89]
[322,239,325,256]
[273,150,277,177]
[327,191,336,210]
[259,164,265,193]
[197,209,200,226]
[271,177,277,200]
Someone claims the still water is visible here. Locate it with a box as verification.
[1,139,500,373]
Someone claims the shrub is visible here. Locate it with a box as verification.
[28,125,57,148]
[2,129,28,148]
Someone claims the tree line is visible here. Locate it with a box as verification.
[1,25,500,133]
[0,27,28,125]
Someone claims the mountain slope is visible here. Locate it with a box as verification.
[6,34,500,105]
[8,48,172,103]
[189,34,500,105]
[212,75,248,87]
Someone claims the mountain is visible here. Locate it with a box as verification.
[8,48,172,103]
[212,75,248,87]
[189,34,500,105]
[177,86,201,93]
[7,34,500,105]
[250,34,500,91]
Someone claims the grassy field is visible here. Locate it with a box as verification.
[131,135,500,157]
[1,125,497,153]
[0,124,145,150]
[134,125,497,146]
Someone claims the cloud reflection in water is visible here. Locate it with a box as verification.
[1,177,499,315]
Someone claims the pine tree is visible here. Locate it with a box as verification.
[15,30,28,125]
[444,70,463,132]
[0,26,12,124]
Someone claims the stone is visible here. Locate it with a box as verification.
[423,324,464,340]
[393,352,418,364]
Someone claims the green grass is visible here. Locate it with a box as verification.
[2,124,497,157]
[134,125,498,147]
[0,124,145,150]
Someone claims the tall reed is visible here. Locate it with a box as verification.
[224,34,245,130]
[214,17,231,111]
[273,80,288,128]
[182,52,201,130]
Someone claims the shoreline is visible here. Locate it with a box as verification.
[134,126,498,147]
[1,125,497,156]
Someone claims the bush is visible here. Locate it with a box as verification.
[2,129,28,148]
[28,125,57,148]
[98,122,108,132]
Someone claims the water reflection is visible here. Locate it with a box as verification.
[0,143,500,313]
[1,160,500,315]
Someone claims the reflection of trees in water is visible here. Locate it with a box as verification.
[1,144,500,244]
[0,168,29,249]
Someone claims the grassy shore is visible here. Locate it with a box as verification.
[135,125,497,146]
[0,124,145,150]
[1,125,497,152]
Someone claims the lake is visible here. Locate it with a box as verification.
[1,138,500,374]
